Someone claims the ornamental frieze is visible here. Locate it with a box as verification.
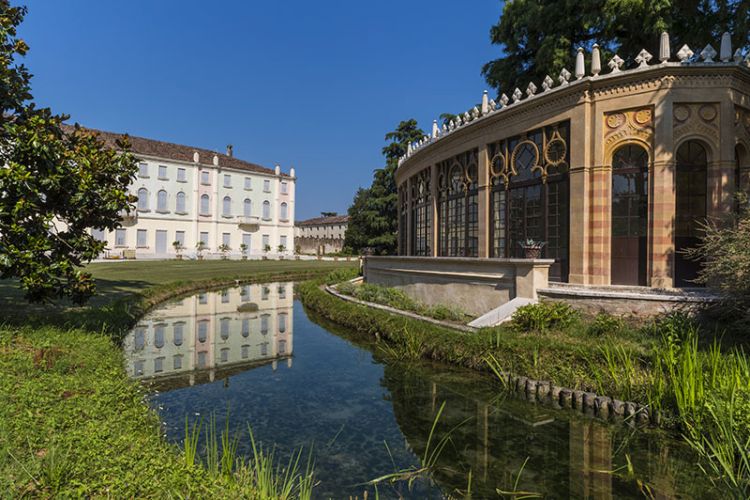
[673,103,720,148]
[603,107,654,159]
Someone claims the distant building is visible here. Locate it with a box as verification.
[74,125,296,259]
[294,213,349,254]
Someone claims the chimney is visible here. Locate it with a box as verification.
[226,144,233,157]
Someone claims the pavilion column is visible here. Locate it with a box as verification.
[478,144,490,257]
[405,177,413,256]
[430,165,439,256]
[651,98,676,288]
[588,165,611,285]
[651,160,676,288]
[567,100,591,284]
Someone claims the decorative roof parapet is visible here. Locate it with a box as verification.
[397,30,750,168]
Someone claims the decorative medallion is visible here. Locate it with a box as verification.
[674,105,690,122]
[606,113,626,129]
[544,129,568,167]
[699,105,717,122]
[634,109,652,125]
[511,140,540,175]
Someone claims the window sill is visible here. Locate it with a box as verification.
[156,210,170,214]
[158,177,169,181]
[175,211,188,215]
[137,209,151,213]
[136,246,150,249]
[224,185,232,189]
[244,188,253,191]
[201,182,211,186]
[115,245,128,248]
[177,179,188,183]
[199,213,212,217]
[139,175,150,179]
[222,215,234,219]
[262,217,272,221]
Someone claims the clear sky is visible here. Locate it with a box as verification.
[19,1,501,220]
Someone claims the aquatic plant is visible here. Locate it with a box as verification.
[511,302,579,334]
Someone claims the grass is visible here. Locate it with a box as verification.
[336,281,471,323]
[0,259,355,497]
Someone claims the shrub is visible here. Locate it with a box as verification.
[586,313,625,336]
[511,301,579,333]
[324,267,358,286]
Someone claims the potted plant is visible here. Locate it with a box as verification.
[277,244,286,260]
[196,241,207,260]
[240,242,248,260]
[519,239,546,259]
[218,243,230,260]
[172,240,185,260]
[262,244,271,260]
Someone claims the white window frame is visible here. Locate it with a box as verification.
[177,167,187,182]
[158,165,168,180]
[224,174,232,188]
[138,162,149,178]
[136,229,148,248]
[200,171,210,185]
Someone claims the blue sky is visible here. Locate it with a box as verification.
[20,1,501,219]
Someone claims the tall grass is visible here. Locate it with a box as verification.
[182,414,316,499]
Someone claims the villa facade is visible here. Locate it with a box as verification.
[294,213,349,254]
[79,127,296,259]
[394,33,750,290]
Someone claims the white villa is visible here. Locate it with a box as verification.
[77,126,296,259]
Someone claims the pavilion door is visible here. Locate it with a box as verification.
[610,145,648,286]
[674,141,707,287]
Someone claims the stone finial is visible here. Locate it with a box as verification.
[290,167,296,177]
[456,115,463,126]
[659,32,670,63]
[442,123,448,133]
[735,48,744,63]
[488,98,497,110]
[635,49,653,68]
[591,44,602,76]
[407,143,413,155]
[512,87,523,103]
[542,75,554,91]
[481,90,489,114]
[432,120,439,138]
[575,47,585,79]
[677,44,694,62]
[701,44,717,62]
[449,120,456,130]
[499,93,510,107]
[558,68,571,85]
[526,81,537,96]
[274,164,281,175]
[193,151,200,163]
[462,111,470,123]
[212,154,219,166]
[720,32,732,62]
[608,54,624,73]
[471,106,480,119]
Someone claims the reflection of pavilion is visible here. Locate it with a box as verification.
[123,282,294,388]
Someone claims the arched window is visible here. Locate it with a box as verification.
[487,123,570,281]
[437,154,479,257]
[222,196,232,216]
[157,190,168,212]
[280,202,288,220]
[244,198,252,217]
[675,140,708,287]
[610,144,649,286]
[176,191,186,213]
[410,169,432,256]
[200,194,210,215]
[137,188,149,211]
[262,200,271,219]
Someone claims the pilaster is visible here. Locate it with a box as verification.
[477,144,490,257]
[430,165,439,256]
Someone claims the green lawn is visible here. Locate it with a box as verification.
[0,259,354,497]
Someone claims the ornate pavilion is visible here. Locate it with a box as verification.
[395,32,750,289]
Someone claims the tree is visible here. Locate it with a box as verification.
[482,0,750,96]
[0,2,138,304]
[344,120,424,254]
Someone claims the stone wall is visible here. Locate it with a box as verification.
[363,256,552,316]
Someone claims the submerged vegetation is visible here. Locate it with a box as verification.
[302,269,750,496]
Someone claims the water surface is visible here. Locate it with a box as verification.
[124,283,712,499]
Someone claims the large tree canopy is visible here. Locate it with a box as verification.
[482,0,750,95]
[0,2,138,304]
[344,119,424,255]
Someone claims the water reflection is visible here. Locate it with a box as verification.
[125,294,713,499]
[123,282,293,390]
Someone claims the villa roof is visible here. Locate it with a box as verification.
[62,123,286,177]
[296,214,350,227]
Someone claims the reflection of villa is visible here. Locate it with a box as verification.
[123,283,294,386]
[366,32,750,316]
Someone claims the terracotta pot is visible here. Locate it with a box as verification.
[522,247,542,259]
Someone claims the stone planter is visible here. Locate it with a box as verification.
[521,246,543,259]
